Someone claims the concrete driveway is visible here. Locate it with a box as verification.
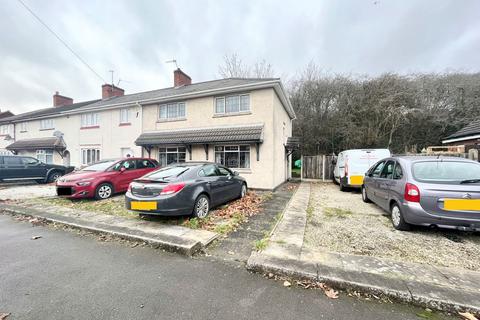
[0,183,56,200]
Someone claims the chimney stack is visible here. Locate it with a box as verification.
[102,84,125,99]
[53,91,73,107]
[174,68,192,87]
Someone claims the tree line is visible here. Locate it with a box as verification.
[218,55,480,155]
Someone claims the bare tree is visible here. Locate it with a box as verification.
[218,54,275,78]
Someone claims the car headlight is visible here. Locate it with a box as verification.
[76,178,94,186]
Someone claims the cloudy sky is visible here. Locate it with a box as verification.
[1,0,479,113]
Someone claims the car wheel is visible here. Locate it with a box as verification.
[193,194,210,219]
[390,203,410,231]
[47,171,62,183]
[95,183,113,200]
[339,179,347,192]
[361,186,371,203]
[240,183,247,198]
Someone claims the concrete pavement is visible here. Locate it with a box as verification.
[0,215,447,320]
[247,182,480,313]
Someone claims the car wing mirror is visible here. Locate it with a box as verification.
[120,167,126,173]
[233,171,239,176]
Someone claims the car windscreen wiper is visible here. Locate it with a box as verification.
[460,179,480,184]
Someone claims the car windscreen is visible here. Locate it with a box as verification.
[144,166,192,182]
[81,160,118,172]
[412,161,480,183]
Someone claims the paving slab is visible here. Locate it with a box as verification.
[247,182,480,313]
[0,203,218,256]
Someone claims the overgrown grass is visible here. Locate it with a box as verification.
[323,207,353,219]
[254,238,268,251]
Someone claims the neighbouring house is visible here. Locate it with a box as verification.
[0,69,296,190]
[0,110,15,155]
[442,119,480,160]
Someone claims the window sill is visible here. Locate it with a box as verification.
[39,128,54,131]
[119,122,131,126]
[213,111,251,118]
[19,131,27,133]
[157,118,187,123]
[80,126,100,130]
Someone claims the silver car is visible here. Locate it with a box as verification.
[362,156,480,231]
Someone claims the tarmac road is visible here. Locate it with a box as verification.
[0,214,450,320]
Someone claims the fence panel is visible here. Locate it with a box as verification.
[301,155,334,181]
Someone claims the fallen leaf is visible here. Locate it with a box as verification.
[227,251,235,255]
[324,288,339,299]
[0,313,10,320]
[31,236,42,240]
[283,281,291,287]
[459,312,479,320]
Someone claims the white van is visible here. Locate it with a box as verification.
[333,149,391,191]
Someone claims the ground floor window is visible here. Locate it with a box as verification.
[36,149,53,164]
[158,147,186,167]
[81,148,101,165]
[215,145,250,168]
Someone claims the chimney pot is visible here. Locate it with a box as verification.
[53,92,73,107]
[174,68,192,87]
[102,84,125,99]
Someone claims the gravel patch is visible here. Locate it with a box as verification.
[304,183,480,271]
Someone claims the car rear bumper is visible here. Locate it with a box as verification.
[401,201,480,231]
[56,183,93,199]
[125,192,193,216]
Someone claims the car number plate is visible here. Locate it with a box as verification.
[131,201,157,210]
[444,199,480,211]
[350,175,364,186]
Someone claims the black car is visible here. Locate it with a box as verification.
[125,162,247,218]
[0,155,74,183]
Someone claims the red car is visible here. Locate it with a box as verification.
[56,158,159,200]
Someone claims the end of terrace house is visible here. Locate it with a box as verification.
[0,69,297,190]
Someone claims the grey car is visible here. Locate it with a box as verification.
[125,162,247,218]
[362,156,480,231]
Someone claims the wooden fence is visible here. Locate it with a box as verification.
[301,155,334,181]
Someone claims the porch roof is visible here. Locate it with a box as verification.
[135,124,264,146]
[6,137,66,151]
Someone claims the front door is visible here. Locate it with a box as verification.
[216,165,238,202]
[365,160,385,204]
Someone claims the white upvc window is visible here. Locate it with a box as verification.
[158,147,186,167]
[40,119,54,130]
[158,102,186,120]
[81,113,100,128]
[215,94,250,115]
[36,149,53,164]
[120,108,130,124]
[0,125,9,135]
[81,148,101,165]
[214,145,250,169]
[19,122,27,132]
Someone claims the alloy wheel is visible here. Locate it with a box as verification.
[195,196,209,218]
[98,185,112,199]
[362,187,367,201]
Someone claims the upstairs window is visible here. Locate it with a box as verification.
[19,122,27,132]
[215,94,250,115]
[120,108,130,124]
[81,113,99,127]
[40,119,54,130]
[159,102,186,120]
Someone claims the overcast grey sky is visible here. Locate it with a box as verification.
[1,0,479,113]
